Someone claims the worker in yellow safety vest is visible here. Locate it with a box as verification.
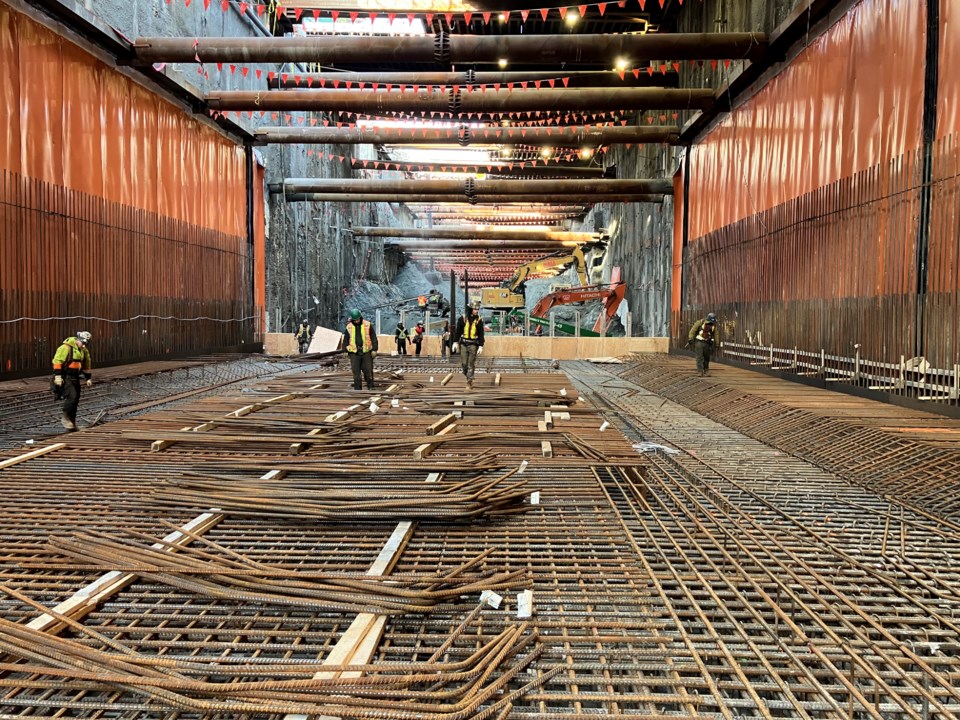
[452,305,485,388]
[294,320,312,353]
[343,309,378,390]
[51,331,93,431]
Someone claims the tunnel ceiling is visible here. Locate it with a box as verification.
[131,0,766,282]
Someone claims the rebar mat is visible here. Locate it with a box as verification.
[0,357,957,717]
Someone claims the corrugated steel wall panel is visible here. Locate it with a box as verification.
[939,0,960,138]
[680,149,921,353]
[678,136,960,402]
[688,0,926,240]
[0,3,253,378]
[0,168,254,375]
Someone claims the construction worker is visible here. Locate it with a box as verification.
[344,309,378,390]
[417,295,428,313]
[412,321,425,357]
[440,320,451,358]
[452,304,484,388]
[429,289,441,309]
[295,320,312,353]
[51,331,93,431]
[687,312,718,376]
[395,321,408,355]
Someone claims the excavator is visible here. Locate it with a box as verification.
[481,246,595,310]
[529,282,626,335]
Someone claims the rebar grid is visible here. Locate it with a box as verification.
[0,356,302,450]
[0,356,957,718]
[614,354,960,519]
[567,359,960,719]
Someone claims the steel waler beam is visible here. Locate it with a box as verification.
[278,193,665,203]
[350,226,601,242]
[406,204,587,212]
[268,69,679,89]
[272,178,673,195]
[254,125,680,146]
[206,87,714,114]
[385,240,580,250]
[132,33,767,64]
[349,159,608,177]
[419,214,583,220]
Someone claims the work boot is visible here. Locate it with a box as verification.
[61,414,76,431]
[367,384,375,391]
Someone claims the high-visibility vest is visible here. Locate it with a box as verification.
[695,321,715,343]
[346,321,373,353]
[462,318,480,340]
[52,338,91,375]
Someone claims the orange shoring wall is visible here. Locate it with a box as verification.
[688,0,926,241]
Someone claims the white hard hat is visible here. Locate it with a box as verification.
[76,331,92,343]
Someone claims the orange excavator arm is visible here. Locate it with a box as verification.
[531,282,626,334]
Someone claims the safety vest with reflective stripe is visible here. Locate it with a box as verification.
[52,338,92,376]
[462,318,480,340]
[695,321,716,343]
[346,321,373,353]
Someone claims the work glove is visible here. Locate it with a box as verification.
[451,343,459,353]
[53,375,63,387]
[371,351,378,359]
[86,379,93,387]
[477,346,484,355]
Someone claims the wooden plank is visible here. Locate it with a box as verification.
[537,420,549,432]
[413,423,456,459]
[26,511,223,635]
[0,443,65,469]
[541,441,553,458]
[325,400,379,422]
[495,373,502,386]
[289,427,324,455]
[229,392,299,418]
[152,425,199,452]
[284,472,440,720]
[543,411,553,429]
[427,413,457,435]
[440,372,453,386]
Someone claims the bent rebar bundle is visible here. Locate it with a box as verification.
[151,469,533,521]
[38,530,528,615]
[0,589,559,717]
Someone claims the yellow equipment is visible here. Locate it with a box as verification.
[481,246,592,309]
